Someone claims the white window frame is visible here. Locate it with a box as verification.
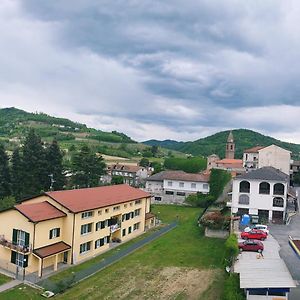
[167,181,173,187]
[179,182,184,188]
[80,242,91,254]
[81,223,92,235]
[81,211,93,219]
[50,228,60,239]
[16,253,24,267]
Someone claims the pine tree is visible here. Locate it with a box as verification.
[0,144,11,199]
[22,129,48,197]
[71,145,106,188]
[46,140,65,190]
[11,148,24,200]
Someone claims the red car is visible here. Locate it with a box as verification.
[241,229,267,240]
[239,240,264,252]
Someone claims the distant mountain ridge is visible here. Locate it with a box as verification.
[143,129,300,159]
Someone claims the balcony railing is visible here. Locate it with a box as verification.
[0,235,31,254]
[110,222,121,233]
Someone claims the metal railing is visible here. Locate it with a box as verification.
[0,235,31,254]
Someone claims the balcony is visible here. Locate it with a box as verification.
[0,235,31,254]
[110,223,121,233]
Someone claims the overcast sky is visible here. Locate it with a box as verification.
[0,0,300,142]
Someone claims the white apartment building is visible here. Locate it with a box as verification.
[230,167,289,223]
[243,144,292,175]
[145,170,210,204]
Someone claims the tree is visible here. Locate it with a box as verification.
[139,157,149,167]
[71,145,106,188]
[46,140,65,190]
[11,148,24,200]
[151,161,164,174]
[151,145,159,157]
[111,175,124,185]
[22,129,48,197]
[0,196,15,211]
[0,144,11,199]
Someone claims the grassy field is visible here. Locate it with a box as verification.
[0,274,11,286]
[1,205,226,300]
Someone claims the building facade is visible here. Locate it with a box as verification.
[230,167,289,223]
[225,131,235,159]
[0,184,154,278]
[145,170,210,204]
[243,146,265,170]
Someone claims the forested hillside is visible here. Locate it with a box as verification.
[144,129,300,159]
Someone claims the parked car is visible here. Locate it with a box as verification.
[244,224,269,235]
[238,239,264,253]
[241,229,267,240]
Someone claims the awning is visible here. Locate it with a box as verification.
[145,212,155,220]
[34,241,71,259]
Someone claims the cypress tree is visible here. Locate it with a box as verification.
[11,148,24,200]
[0,144,11,199]
[22,129,48,197]
[46,140,65,190]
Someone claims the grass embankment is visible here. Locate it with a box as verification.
[1,205,226,299]
[0,274,11,286]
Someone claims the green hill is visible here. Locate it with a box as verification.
[143,129,300,159]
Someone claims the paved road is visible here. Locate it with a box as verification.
[38,222,177,292]
[269,212,300,299]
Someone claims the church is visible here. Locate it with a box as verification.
[207,131,244,175]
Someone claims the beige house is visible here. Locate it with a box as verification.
[0,184,154,278]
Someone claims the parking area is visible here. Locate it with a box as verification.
[234,231,295,299]
[269,213,300,299]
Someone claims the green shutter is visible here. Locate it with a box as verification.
[23,255,28,268]
[12,229,17,244]
[57,228,60,237]
[24,232,29,247]
[11,251,17,264]
[49,230,53,239]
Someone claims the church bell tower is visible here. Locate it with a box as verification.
[225,131,235,159]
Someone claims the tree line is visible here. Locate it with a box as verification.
[0,129,106,209]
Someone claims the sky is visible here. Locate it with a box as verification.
[0,0,300,143]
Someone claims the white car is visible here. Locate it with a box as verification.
[244,224,269,235]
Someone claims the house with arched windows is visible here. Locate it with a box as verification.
[230,166,289,223]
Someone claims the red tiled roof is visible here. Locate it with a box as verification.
[34,241,71,259]
[46,184,150,213]
[244,146,265,153]
[15,201,66,222]
[215,159,243,169]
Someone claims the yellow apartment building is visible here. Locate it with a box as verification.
[0,184,155,278]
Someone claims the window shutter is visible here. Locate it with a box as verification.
[23,255,28,268]
[49,230,53,239]
[12,229,17,244]
[25,232,29,247]
[11,251,17,264]
[57,228,60,238]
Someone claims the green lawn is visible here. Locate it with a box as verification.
[0,274,11,286]
[2,205,226,299]
[0,284,42,300]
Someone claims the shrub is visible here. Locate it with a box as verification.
[224,234,239,265]
[199,211,230,230]
[223,273,245,300]
[185,192,214,208]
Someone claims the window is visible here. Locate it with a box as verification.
[176,192,185,196]
[259,182,270,194]
[124,204,127,208]
[11,252,28,268]
[154,196,162,201]
[203,184,209,190]
[96,220,106,231]
[239,181,250,193]
[95,237,107,249]
[165,191,174,195]
[98,210,102,215]
[81,211,93,219]
[113,206,120,211]
[179,182,184,188]
[134,209,141,217]
[133,222,140,231]
[49,228,60,239]
[167,181,173,187]
[135,200,141,205]
[12,229,29,248]
[273,183,285,195]
[105,208,109,213]
[238,194,250,205]
[191,183,196,189]
[273,197,284,207]
[81,223,92,235]
[128,226,132,234]
[122,228,126,237]
[80,241,91,254]
[130,202,133,207]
